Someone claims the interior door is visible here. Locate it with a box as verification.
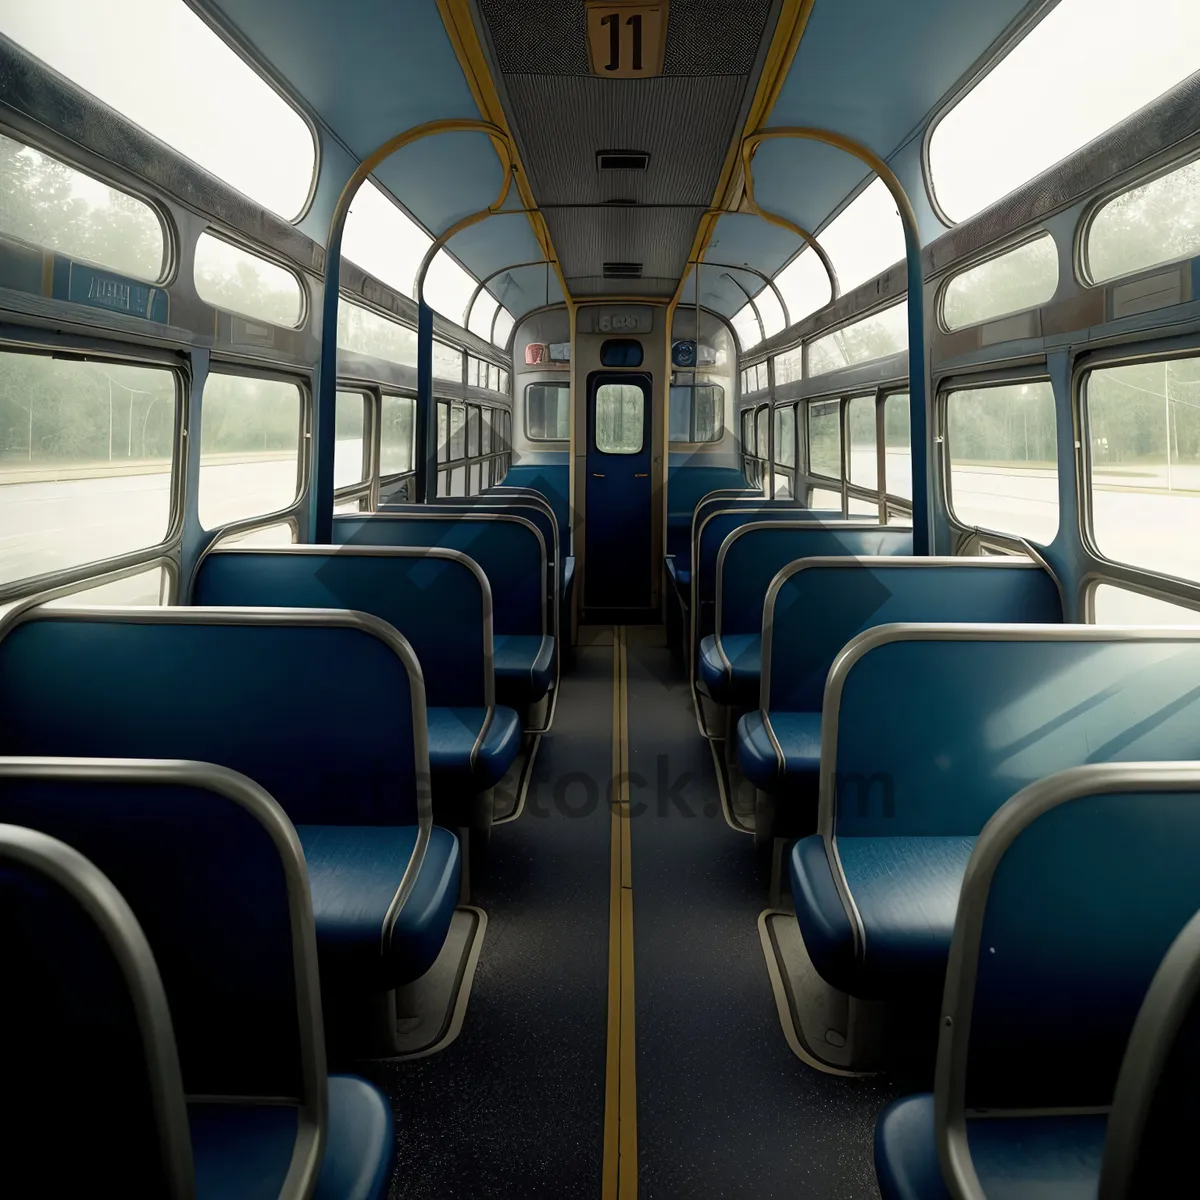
[584,372,653,613]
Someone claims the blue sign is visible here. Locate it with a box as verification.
[58,261,169,323]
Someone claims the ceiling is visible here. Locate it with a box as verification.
[199,0,1044,328]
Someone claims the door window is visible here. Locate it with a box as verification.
[596,383,644,454]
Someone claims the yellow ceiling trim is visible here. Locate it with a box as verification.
[435,0,574,310]
[670,0,817,312]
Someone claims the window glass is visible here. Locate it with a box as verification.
[755,407,769,461]
[600,339,643,368]
[669,385,724,442]
[596,384,644,454]
[753,287,786,340]
[0,353,175,586]
[848,396,877,488]
[467,406,481,457]
[333,498,363,515]
[425,252,476,325]
[1087,158,1200,284]
[811,487,842,510]
[449,404,466,460]
[468,294,499,341]
[337,302,417,367]
[849,495,879,516]
[198,374,301,530]
[742,409,756,454]
[433,340,462,383]
[774,345,804,387]
[526,383,571,440]
[380,395,415,476]
[194,233,303,327]
[343,182,430,298]
[774,405,796,467]
[1093,583,1200,625]
[808,399,842,479]
[941,235,1059,331]
[1086,357,1200,583]
[819,179,905,294]
[0,133,164,281]
[481,409,493,454]
[493,308,515,348]
[44,565,169,607]
[334,391,366,488]
[809,302,907,377]
[6,0,315,220]
[436,402,449,465]
[928,0,1200,223]
[731,305,762,351]
[773,473,792,499]
[884,393,912,499]
[946,381,1058,543]
[774,249,831,328]
[498,369,509,394]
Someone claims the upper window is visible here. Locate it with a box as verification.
[194,233,304,328]
[338,302,417,367]
[809,302,907,377]
[0,133,165,281]
[343,182,430,300]
[596,384,644,455]
[0,352,176,588]
[946,381,1058,544]
[752,287,786,340]
[774,346,804,387]
[774,250,831,329]
[941,235,1059,331]
[493,308,516,348]
[468,294,498,341]
[425,253,476,326]
[526,383,571,440]
[433,340,463,383]
[929,0,1200,223]
[820,179,905,295]
[1085,158,1200,284]
[6,0,315,220]
[807,399,842,480]
[731,305,763,351]
[669,385,724,443]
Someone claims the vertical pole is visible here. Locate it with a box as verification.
[417,299,435,502]
[312,215,346,543]
[901,219,930,554]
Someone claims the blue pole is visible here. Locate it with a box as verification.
[417,299,434,502]
[312,219,345,543]
[901,216,931,555]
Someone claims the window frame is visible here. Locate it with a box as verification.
[669,381,726,445]
[193,228,307,329]
[523,380,571,442]
[936,230,1060,334]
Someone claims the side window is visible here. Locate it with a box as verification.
[595,384,645,455]
[198,373,302,530]
[668,385,724,443]
[945,381,1058,544]
[774,405,796,467]
[1092,584,1200,625]
[194,233,304,327]
[0,351,176,588]
[807,399,842,481]
[334,390,367,488]
[380,395,415,477]
[526,383,570,440]
[883,393,912,500]
[755,406,770,463]
[848,395,877,490]
[941,234,1059,331]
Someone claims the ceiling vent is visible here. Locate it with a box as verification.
[597,150,650,171]
[603,262,643,279]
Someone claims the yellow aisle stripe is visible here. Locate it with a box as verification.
[603,627,637,1197]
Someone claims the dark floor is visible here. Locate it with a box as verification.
[362,628,898,1198]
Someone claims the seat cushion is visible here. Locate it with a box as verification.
[874,1094,950,1200]
[190,1101,298,1200]
[696,634,760,707]
[493,633,556,704]
[736,710,821,802]
[315,1075,395,1200]
[297,824,459,990]
[791,834,975,999]
[427,706,521,791]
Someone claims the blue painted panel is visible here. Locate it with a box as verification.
[54,258,169,322]
[833,637,1200,838]
[0,618,422,826]
[767,564,1062,712]
[968,789,1200,1111]
[497,464,571,553]
[666,465,750,562]
[193,549,488,708]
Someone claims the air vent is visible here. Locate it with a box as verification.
[603,262,643,279]
[603,198,638,206]
[597,150,650,171]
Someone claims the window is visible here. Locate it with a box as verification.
[526,383,571,440]
[338,302,417,367]
[1086,158,1200,284]
[493,308,515,348]
[811,488,842,510]
[753,287,786,340]
[941,235,1059,331]
[380,395,415,477]
[334,391,367,488]
[433,340,462,383]
[774,405,796,467]
[425,252,476,326]
[481,409,493,454]
[198,374,301,530]
[756,407,770,463]
[498,369,509,394]
[0,134,165,281]
[809,302,907,377]
[669,385,724,443]
[946,381,1058,544]
[600,340,643,368]
[194,233,304,328]
[928,0,1200,223]
[44,565,171,607]
[774,345,804,387]
[731,305,763,351]
[0,352,176,587]
[449,404,467,461]
[1093,584,1200,625]
[1086,357,1200,583]
[848,396,877,490]
[819,179,905,295]
[343,181,430,299]
[6,0,315,220]
[808,400,842,480]
[468,295,499,341]
[596,384,644,454]
[742,409,756,455]
[884,393,912,499]
[774,250,831,329]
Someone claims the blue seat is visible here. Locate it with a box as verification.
[665,462,752,582]
[334,512,556,719]
[876,761,1200,1198]
[793,627,1200,1013]
[495,463,571,562]
[192,546,522,810]
[697,632,760,708]
[0,607,457,1012]
[739,558,1062,838]
[0,759,395,1197]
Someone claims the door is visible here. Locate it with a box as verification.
[585,372,653,613]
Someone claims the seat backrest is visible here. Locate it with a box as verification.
[716,523,913,642]
[666,466,752,561]
[822,626,1200,840]
[689,496,811,573]
[0,821,193,1197]
[0,607,430,827]
[933,764,1200,1198]
[1102,901,1200,1199]
[334,513,546,638]
[763,559,1063,712]
[381,498,559,569]
[192,546,492,709]
[494,464,570,555]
